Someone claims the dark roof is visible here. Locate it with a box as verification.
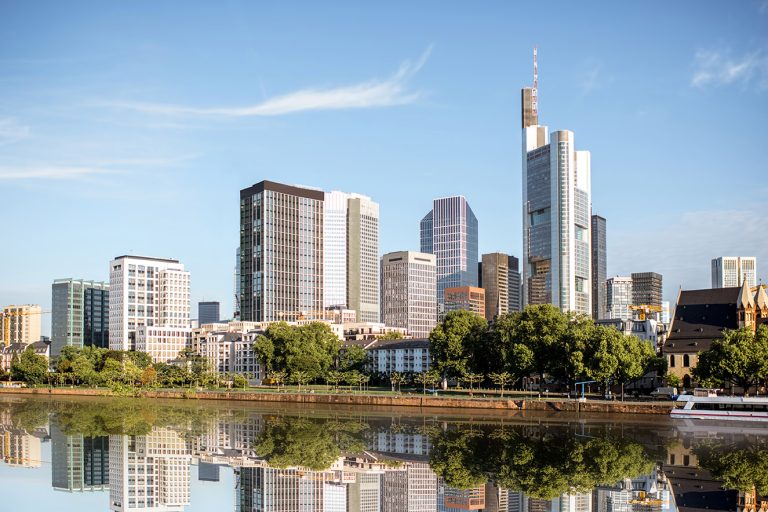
[112,255,179,263]
[663,288,741,354]
[367,338,430,351]
[662,464,737,512]
[240,180,324,201]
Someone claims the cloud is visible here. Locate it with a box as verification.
[109,46,432,117]
[0,166,119,181]
[0,117,31,146]
[691,48,768,89]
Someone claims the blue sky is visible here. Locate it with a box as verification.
[1,1,767,333]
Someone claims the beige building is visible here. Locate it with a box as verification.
[444,287,485,317]
[2,304,42,346]
[480,253,521,321]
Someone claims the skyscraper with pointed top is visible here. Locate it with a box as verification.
[521,48,593,314]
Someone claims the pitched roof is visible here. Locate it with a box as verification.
[737,279,755,309]
[366,338,430,351]
[756,284,768,309]
[663,287,741,354]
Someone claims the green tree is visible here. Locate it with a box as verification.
[488,313,535,386]
[338,344,367,373]
[695,441,768,495]
[461,372,483,392]
[253,333,277,372]
[232,374,248,389]
[100,358,123,386]
[290,370,310,390]
[489,371,512,397]
[613,336,656,400]
[72,355,100,387]
[583,325,622,393]
[268,370,287,389]
[389,372,405,392]
[693,326,768,395]
[509,305,569,385]
[664,373,681,388]
[429,310,488,386]
[10,347,49,385]
[414,370,440,394]
[140,366,158,387]
[377,331,405,340]
[550,313,593,391]
[325,370,344,391]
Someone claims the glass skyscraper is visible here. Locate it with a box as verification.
[420,196,478,311]
[51,278,109,357]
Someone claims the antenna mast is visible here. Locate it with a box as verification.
[532,46,538,117]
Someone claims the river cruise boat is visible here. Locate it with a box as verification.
[671,391,768,422]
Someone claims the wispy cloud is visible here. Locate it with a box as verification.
[691,48,768,89]
[0,117,31,146]
[0,166,119,181]
[108,47,433,117]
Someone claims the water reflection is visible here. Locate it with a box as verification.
[0,396,766,511]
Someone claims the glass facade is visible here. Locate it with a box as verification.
[51,279,109,357]
[591,215,607,319]
[381,252,437,338]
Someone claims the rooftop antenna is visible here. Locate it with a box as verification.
[532,46,538,118]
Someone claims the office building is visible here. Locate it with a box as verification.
[1,304,42,346]
[109,255,191,361]
[324,190,349,310]
[444,286,485,317]
[631,272,663,308]
[420,196,479,311]
[234,247,241,318]
[591,215,607,320]
[380,251,437,338]
[240,180,324,323]
[51,279,109,357]
[198,301,220,325]
[521,54,592,314]
[711,256,757,289]
[606,277,633,321]
[479,253,521,320]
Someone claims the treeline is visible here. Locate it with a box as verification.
[693,325,768,395]
[429,305,667,396]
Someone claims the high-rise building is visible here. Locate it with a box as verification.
[240,181,324,323]
[347,194,380,323]
[606,277,633,321]
[51,279,109,357]
[521,52,592,315]
[444,286,486,317]
[234,247,241,318]
[711,256,757,288]
[591,215,607,320]
[323,191,349,310]
[197,301,220,325]
[420,196,479,312]
[109,255,190,361]
[631,272,663,309]
[1,304,42,346]
[380,251,437,338]
[480,253,521,320]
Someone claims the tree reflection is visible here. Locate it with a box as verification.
[694,439,768,495]
[429,425,656,499]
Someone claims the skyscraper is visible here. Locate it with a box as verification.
[420,196,478,312]
[480,253,521,320]
[380,251,437,338]
[444,286,486,316]
[109,255,190,361]
[1,304,42,346]
[51,279,109,357]
[323,191,349,310]
[590,215,607,319]
[631,272,663,309]
[522,51,592,315]
[606,276,633,321]
[197,301,220,325]
[240,181,324,323]
[711,256,757,288]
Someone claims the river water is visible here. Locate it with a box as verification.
[0,395,765,511]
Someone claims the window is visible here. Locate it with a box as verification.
[683,354,690,367]
[670,355,675,368]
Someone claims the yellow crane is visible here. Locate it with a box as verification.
[1,308,50,347]
[629,304,662,321]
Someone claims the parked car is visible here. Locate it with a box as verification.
[650,387,679,400]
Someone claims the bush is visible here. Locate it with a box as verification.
[232,374,248,389]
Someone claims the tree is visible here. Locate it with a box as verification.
[100,358,123,386]
[584,325,622,394]
[429,310,488,387]
[414,370,440,394]
[693,326,768,395]
[72,355,99,387]
[338,345,367,373]
[488,313,535,387]
[389,372,405,393]
[140,366,158,388]
[489,372,512,397]
[253,334,277,373]
[10,347,48,385]
[290,370,310,390]
[325,370,344,391]
[461,372,483,392]
[509,305,569,385]
[268,370,287,389]
[613,336,656,400]
[377,331,404,340]
[664,373,681,388]
[232,374,248,389]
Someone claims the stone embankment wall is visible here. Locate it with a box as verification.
[0,387,675,415]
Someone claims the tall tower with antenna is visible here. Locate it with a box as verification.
[521,47,539,128]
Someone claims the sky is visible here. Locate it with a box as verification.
[1,1,767,335]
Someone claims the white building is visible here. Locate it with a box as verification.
[109,428,191,512]
[380,251,437,339]
[606,277,633,321]
[522,53,592,315]
[711,256,757,288]
[191,321,265,383]
[109,255,191,362]
[366,338,431,375]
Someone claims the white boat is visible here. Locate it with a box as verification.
[671,392,768,422]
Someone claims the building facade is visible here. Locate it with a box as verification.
[1,304,42,346]
[109,255,190,361]
[191,321,264,383]
[380,251,437,339]
[711,256,757,289]
[522,128,592,314]
[51,279,109,356]
[240,181,324,323]
[420,196,478,312]
[197,301,220,325]
[631,272,662,309]
[366,338,431,375]
[606,277,633,321]
[479,253,521,321]
[590,215,607,320]
[444,286,486,317]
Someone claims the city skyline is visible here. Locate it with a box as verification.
[2,2,768,335]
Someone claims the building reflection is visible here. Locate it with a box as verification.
[51,423,109,491]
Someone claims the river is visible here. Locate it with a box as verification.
[0,395,765,511]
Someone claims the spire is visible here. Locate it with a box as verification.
[737,278,755,309]
[532,46,538,117]
[756,284,768,310]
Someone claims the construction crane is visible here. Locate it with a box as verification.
[1,308,50,347]
[629,304,662,321]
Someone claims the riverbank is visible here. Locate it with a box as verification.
[0,387,675,415]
